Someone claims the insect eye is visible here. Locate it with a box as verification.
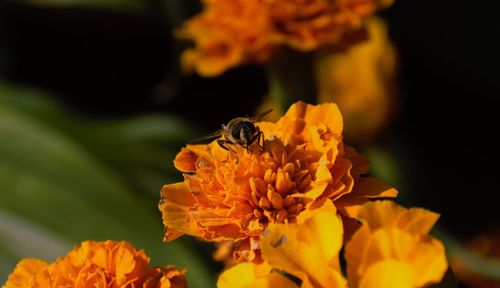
[232,122,256,140]
[231,123,244,139]
[230,122,245,138]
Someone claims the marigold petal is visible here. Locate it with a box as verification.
[357,200,438,233]
[344,146,370,177]
[95,241,149,285]
[281,102,344,142]
[356,200,405,230]
[357,178,398,197]
[181,44,243,77]
[260,201,346,288]
[4,259,49,288]
[359,260,414,288]
[344,224,371,287]
[217,263,298,288]
[397,208,440,235]
[33,269,52,287]
[300,182,328,200]
[174,148,198,172]
[204,223,248,241]
[315,162,333,184]
[323,158,354,201]
[303,103,344,137]
[346,227,416,287]
[408,238,448,287]
[361,228,415,272]
[146,266,188,288]
[249,274,299,288]
[159,182,202,241]
[74,266,108,288]
[336,178,398,217]
[345,201,448,288]
[160,182,196,208]
[296,199,337,223]
[174,145,217,172]
[283,101,308,119]
[353,178,398,199]
[256,121,279,136]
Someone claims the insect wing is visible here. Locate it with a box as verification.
[250,108,273,121]
[189,128,225,143]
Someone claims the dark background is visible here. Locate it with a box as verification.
[1,0,499,254]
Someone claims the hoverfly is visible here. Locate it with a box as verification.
[190,109,273,155]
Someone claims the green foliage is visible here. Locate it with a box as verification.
[0,83,213,287]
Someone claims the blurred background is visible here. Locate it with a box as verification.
[1,0,499,287]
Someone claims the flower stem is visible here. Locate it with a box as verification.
[267,49,317,113]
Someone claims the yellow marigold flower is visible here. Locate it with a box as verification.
[345,201,448,288]
[180,0,394,76]
[218,201,346,288]
[316,17,397,142]
[217,262,298,288]
[159,101,396,262]
[3,240,187,288]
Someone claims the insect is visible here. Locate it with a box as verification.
[190,109,273,155]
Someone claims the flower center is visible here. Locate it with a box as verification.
[239,139,314,225]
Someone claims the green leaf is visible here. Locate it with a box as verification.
[0,83,215,287]
[0,210,72,280]
[0,83,190,192]
[109,115,200,144]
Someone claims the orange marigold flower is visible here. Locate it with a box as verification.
[217,201,346,288]
[180,0,394,76]
[3,240,187,288]
[178,0,274,77]
[345,201,448,288]
[266,0,392,51]
[159,101,396,262]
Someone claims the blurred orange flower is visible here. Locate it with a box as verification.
[267,0,392,51]
[159,101,396,262]
[3,240,187,288]
[345,201,448,288]
[217,201,346,288]
[179,0,274,77]
[316,17,398,142]
[180,0,393,76]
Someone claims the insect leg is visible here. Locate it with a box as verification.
[217,139,239,163]
[244,130,259,154]
[255,127,265,151]
[217,139,229,151]
[239,128,252,153]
